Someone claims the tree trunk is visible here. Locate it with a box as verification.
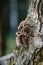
[8,0,43,65]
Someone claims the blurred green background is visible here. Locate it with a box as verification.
[0,0,28,56]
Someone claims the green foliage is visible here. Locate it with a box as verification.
[5,34,16,55]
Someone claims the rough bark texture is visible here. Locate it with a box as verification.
[9,0,43,65]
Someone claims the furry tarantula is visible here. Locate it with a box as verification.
[16,17,35,47]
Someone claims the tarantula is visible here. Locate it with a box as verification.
[16,17,35,47]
